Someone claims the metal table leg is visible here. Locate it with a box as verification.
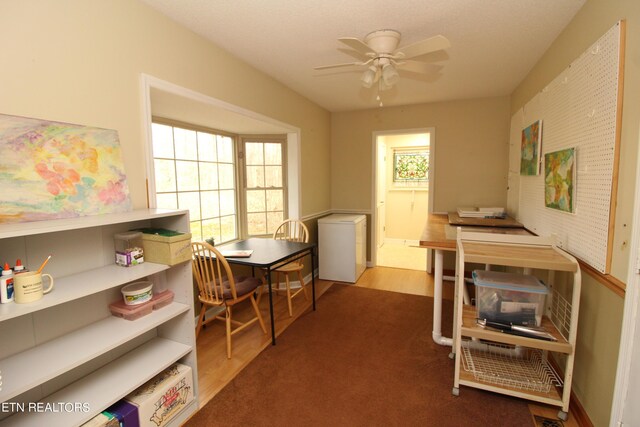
[311,249,316,311]
[267,267,276,345]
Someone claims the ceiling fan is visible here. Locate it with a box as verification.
[315,29,450,91]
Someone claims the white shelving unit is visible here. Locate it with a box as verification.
[451,229,581,421]
[0,209,198,426]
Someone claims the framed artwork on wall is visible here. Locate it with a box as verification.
[544,147,576,213]
[520,120,542,176]
[0,113,132,224]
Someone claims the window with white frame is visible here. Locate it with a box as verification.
[151,121,238,244]
[149,120,287,243]
[242,138,286,236]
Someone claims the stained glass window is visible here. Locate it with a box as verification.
[393,150,429,182]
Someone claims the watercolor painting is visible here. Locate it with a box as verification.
[545,147,576,213]
[0,113,132,224]
[520,120,542,176]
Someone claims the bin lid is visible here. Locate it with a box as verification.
[472,270,547,294]
[134,228,185,237]
[318,214,366,224]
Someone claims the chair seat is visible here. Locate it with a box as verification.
[222,276,261,299]
[275,263,304,273]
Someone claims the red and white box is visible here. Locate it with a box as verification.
[125,363,194,427]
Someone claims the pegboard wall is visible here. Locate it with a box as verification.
[508,22,623,273]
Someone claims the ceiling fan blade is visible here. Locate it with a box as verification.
[394,35,450,60]
[395,60,443,74]
[338,47,370,61]
[338,37,376,56]
[314,61,366,70]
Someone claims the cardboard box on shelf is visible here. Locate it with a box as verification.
[125,363,194,427]
[135,228,192,266]
[105,400,139,427]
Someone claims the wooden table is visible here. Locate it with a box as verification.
[419,213,531,347]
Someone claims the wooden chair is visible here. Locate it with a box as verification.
[270,219,310,317]
[191,241,267,358]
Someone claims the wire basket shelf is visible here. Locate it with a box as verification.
[461,343,563,393]
[548,288,572,341]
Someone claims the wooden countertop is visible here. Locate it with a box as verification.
[419,213,531,251]
[419,214,457,251]
[447,212,524,228]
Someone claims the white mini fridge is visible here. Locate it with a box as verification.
[318,214,367,283]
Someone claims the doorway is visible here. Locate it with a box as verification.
[372,129,434,271]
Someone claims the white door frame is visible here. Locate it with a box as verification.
[610,131,640,426]
[371,128,435,267]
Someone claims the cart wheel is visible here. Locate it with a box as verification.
[452,387,459,396]
[448,352,455,360]
[557,411,568,421]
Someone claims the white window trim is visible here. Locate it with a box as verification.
[140,74,302,231]
[240,135,288,237]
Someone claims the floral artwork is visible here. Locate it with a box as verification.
[520,120,542,176]
[0,113,132,223]
[393,151,429,182]
[545,147,575,213]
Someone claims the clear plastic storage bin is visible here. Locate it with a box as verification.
[473,270,548,327]
[114,231,144,267]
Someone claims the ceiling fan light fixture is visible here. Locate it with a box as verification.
[361,65,378,88]
[378,78,392,92]
[381,63,399,87]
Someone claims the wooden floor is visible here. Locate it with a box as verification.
[193,266,578,426]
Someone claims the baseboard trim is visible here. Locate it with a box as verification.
[546,355,594,426]
[569,389,593,427]
[383,238,420,246]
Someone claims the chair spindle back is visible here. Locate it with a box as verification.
[191,241,238,303]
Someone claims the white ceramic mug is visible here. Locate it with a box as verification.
[14,271,54,304]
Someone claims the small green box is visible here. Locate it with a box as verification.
[135,228,192,266]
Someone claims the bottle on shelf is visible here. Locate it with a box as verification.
[13,259,26,274]
[0,263,14,303]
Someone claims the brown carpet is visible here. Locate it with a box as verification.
[185,284,532,427]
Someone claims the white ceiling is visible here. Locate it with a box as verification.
[141,0,585,112]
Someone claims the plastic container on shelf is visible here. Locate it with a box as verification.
[472,270,548,327]
[151,289,174,310]
[109,299,154,321]
[121,281,153,305]
[110,290,174,321]
[114,231,144,267]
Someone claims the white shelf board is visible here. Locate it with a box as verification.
[0,263,169,322]
[0,302,190,402]
[1,338,192,427]
[0,209,188,240]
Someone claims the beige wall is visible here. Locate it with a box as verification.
[331,97,511,215]
[0,0,331,217]
[1,1,633,424]
[511,1,640,425]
